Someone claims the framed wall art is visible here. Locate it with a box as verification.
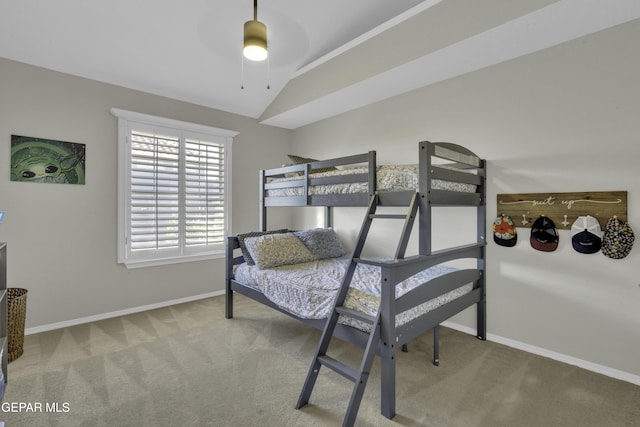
[10,135,86,185]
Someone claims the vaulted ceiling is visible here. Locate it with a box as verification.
[2,0,639,129]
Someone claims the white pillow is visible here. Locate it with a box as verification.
[243,233,316,269]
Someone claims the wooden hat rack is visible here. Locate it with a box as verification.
[496,191,627,229]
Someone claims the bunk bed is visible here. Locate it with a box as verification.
[225,141,486,425]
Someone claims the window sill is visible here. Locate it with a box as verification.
[122,252,224,269]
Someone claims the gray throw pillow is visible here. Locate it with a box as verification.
[287,154,337,173]
[294,228,347,260]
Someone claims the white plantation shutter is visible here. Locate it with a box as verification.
[184,139,225,248]
[112,108,236,268]
[130,131,180,252]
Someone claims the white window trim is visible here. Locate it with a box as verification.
[111,108,238,268]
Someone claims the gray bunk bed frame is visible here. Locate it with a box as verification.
[225,140,486,421]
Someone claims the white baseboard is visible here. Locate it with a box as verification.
[442,320,640,387]
[25,290,225,335]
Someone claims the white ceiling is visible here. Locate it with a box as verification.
[2,0,640,129]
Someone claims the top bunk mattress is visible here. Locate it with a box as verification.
[266,164,476,197]
[234,256,473,331]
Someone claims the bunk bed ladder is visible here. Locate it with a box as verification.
[296,192,418,427]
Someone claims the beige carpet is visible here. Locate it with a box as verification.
[2,294,639,426]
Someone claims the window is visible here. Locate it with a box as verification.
[111,108,237,268]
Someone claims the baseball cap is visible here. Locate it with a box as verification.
[493,214,517,247]
[571,215,602,254]
[601,216,635,259]
[530,216,559,252]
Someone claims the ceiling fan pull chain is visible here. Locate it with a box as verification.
[241,55,245,90]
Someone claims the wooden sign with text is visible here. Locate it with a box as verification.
[497,191,627,229]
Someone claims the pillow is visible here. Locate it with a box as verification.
[237,229,288,265]
[294,228,347,260]
[287,154,337,173]
[243,233,316,269]
[280,163,302,178]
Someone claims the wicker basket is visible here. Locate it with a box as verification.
[7,288,27,362]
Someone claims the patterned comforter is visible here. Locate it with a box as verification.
[234,256,473,332]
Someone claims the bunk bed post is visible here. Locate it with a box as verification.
[259,170,267,231]
[477,256,487,340]
[225,236,235,319]
[476,158,487,340]
[418,141,433,256]
[368,151,377,197]
[379,265,396,419]
[324,206,332,228]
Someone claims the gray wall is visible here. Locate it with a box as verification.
[290,22,640,379]
[0,58,291,329]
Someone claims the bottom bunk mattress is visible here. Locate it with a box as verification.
[234,256,473,332]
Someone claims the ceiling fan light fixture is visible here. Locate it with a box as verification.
[243,19,268,61]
